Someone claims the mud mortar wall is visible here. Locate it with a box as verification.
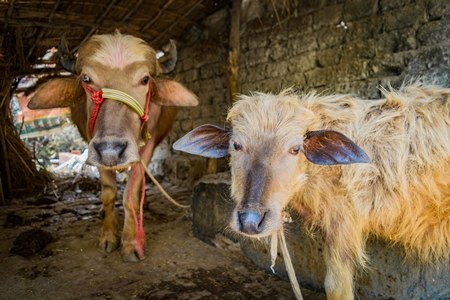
[165,0,450,181]
[171,0,450,138]
[192,173,450,299]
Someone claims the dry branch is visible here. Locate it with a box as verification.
[0,28,52,202]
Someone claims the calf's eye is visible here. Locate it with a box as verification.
[233,141,242,151]
[290,146,301,155]
[82,74,90,83]
[141,76,150,85]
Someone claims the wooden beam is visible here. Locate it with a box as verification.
[140,0,176,32]
[151,0,206,45]
[0,17,84,29]
[0,17,160,43]
[26,0,61,58]
[72,0,120,52]
[14,4,194,26]
[119,0,143,23]
[6,0,15,17]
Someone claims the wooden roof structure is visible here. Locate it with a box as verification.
[0,0,229,63]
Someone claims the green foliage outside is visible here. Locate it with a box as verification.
[23,125,87,169]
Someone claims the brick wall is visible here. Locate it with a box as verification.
[163,0,450,181]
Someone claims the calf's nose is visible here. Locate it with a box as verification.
[238,211,266,235]
[93,141,127,165]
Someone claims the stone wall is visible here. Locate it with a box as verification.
[161,0,450,170]
[239,0,450,98]
[239,0,450,96]
[180,0,450,113]
[164,0,450,180]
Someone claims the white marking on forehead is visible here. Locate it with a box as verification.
[91,34,149,69]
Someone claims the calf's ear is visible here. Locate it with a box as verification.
[153,78,198,107]
[28,78,83,109]
[173,124,231,158]
[303,130,370,165]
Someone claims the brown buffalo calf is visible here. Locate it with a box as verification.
[174,83,450,299]
[29,32,198,262]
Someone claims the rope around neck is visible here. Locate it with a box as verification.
[271,230,304,300]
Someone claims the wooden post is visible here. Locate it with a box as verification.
[207,0,241,175]
[227,0,241,105]
[206,157,217,175]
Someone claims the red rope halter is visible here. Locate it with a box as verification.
[82,80,152,134]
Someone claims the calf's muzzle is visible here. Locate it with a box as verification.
[92,141,128,166]
[238,210,266,235]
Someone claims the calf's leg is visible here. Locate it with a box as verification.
[120,138,157,262]
[97,168,120,253]
[324,253,354,300]
[323,217,365,300]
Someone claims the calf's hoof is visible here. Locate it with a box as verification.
[98,239,119,253]
[121,245,146,262]
[122,252,141,262]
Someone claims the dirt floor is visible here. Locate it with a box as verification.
[0,175,325,300]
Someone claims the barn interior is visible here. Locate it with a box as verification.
[1,0,450,299]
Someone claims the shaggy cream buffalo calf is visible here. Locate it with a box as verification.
[174,83,450,299]
[28,32,198,262]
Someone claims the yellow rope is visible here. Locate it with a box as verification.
[140,161,191,209]
[271,231,304,300]
[102,88,144,117]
